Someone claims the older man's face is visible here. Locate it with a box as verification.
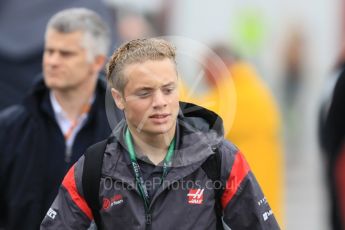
[43,29,97,92]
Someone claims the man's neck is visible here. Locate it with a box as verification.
[52,79,97,121]
[128,125,176,165]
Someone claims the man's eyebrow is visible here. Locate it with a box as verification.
[134,82,176,91]
[162,82,176,88]
[135,87,154,91]
[44,47,78,54]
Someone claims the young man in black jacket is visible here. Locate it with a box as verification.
[0,8,122,229]
[41,38,280,229]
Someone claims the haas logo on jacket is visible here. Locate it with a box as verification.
[187,189,204,204]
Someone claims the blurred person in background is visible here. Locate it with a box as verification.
[282,27,304,112]
[181,44,284,227]
[320,47,345,229]
[0,0,116,111]
[116,12,156,43]
[334,140,345,229]
[0,8,122,229]
[281,28,305,151]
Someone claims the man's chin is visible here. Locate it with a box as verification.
[46,84,64,91]
[45,81,69,91]
[138,123,175,136]
[44,79,59,88]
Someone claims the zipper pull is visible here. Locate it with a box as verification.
[145,213,152,225]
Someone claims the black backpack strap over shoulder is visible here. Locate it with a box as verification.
[82,139,108,229]
[201,147,224,230]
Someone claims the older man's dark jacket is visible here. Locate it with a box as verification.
[0,77,122,229]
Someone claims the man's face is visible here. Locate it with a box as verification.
[112,59,180,137]
[43,29,96,91]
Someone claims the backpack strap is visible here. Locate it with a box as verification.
[82,139,108,230]
[201,147,224,230]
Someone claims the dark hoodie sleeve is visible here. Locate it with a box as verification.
[324,72,345,157]
[41,156,92,229]
[219,141,280,230]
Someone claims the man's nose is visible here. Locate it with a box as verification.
[152,90,167,108]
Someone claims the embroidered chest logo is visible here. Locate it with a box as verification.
[187,189,204,204]
[102,194,123,210]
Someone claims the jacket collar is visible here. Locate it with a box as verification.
[107,102,224,168]
[22,76,108,124]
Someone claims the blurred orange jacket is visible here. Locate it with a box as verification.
[180,62,284,227]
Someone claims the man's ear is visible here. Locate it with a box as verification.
[111,88,125,110]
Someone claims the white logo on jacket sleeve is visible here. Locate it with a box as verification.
[47,208,57,219]
[257,197,267,206]
[262,209,273,221]
[187,189,204,204]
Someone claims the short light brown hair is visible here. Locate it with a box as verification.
[106,38,176,94]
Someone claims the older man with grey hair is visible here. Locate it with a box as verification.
[0,8,122,230]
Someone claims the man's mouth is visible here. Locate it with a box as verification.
[149,114,170,119]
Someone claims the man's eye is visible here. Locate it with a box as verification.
[136,91,151,98]
[163,87,175,94]
[44,49,54,55]
[60,51,73,57]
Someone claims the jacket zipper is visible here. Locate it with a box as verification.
[145,211,152,230]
